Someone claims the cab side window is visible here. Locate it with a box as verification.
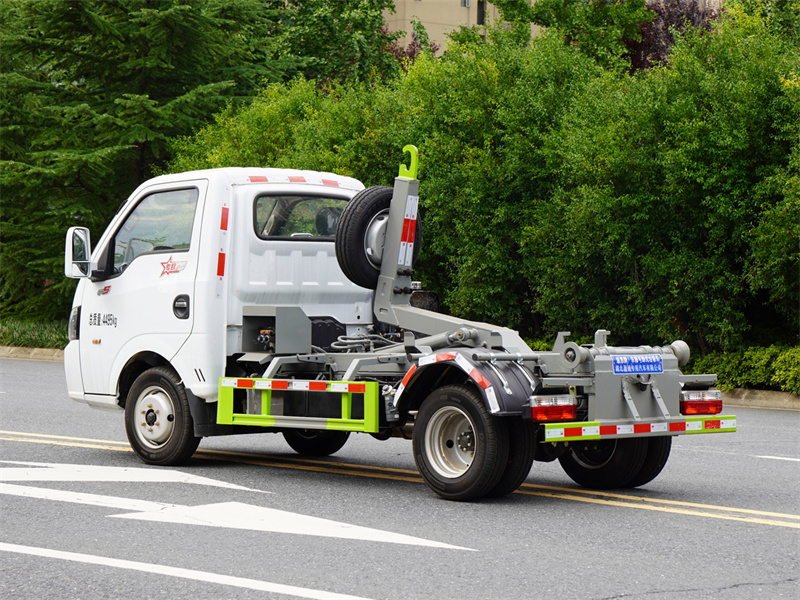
[255,195,347,239]
[113,188,198,273]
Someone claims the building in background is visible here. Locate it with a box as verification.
[385,0,723,53]
[385,0,503,49]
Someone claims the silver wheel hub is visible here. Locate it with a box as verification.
[133,386,175,448]
[363,209,388,268]
[425,406,476,478]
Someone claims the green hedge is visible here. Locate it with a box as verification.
[688,346,800,396]
[0,319,69,350]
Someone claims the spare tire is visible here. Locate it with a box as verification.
[335,186,421,289]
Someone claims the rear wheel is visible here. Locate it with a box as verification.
[485,418,536,498]
[625,436,672,488]
[124,366,200,465]
[558,438,648,489]
[413,384,509,501]
[282,429,350,456]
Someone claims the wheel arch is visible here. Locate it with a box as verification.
[117,351,173,408]
[395,349,536,418]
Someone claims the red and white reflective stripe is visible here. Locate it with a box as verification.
[418,352,455,366]
[216,202,229,280]
[397,195,419,267]
[291,380,327,391]
[247,174,342,187]
[484,386,500,413]
[220,378,365,393]
[453,354,490,390]
[393,365,418,406]
[408,353,501,413]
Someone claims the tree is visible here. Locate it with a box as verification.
[626,0,720,72]
[528,4,799,349]
[0,0,285,319]
[279,0,401,85]
[528,0,653,71]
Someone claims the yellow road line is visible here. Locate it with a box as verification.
[516,489,800,529]
[2,431,798,528]
[0,434,424,483]
[519,483,800,520]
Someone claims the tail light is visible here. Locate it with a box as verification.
[681,390,723,415]
[529,395,577,421]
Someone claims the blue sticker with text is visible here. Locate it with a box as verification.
[612,354,663,374]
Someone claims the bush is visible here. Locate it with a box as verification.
[0,319,69,349]
[688,346,800,395]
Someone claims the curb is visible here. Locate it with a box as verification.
[1,346,797,410]
[1,345,64,362]
[720,388,800,412]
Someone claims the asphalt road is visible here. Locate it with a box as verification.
[1,358,798,600]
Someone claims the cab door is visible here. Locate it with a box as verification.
[80,181,207,395]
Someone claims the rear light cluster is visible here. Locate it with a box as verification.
[529,395,577,422]
[681,390,723,415]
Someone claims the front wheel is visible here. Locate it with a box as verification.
[413,384,509,501]
[558,438,647,489]
[124,366,200,465]
[282,429,350,456]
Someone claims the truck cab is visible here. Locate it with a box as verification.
[64,168,369,413]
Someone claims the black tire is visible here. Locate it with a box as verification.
[282,429,350,456]
[413,384,509,501]
[485,418,536,498]
[625,436,672,488]
[124,366,200,465]
[558,438,648,489]
[335,186,421,289]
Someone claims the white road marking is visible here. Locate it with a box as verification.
[0,543,373,600]
[756,455,800,462]
[1,483,175,512]
[113,500,474,550]
[0,463,474,550]
[0,460,265,492]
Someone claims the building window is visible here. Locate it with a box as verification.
[477,1,486,25]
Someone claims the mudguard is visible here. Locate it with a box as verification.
[394,349,539,416]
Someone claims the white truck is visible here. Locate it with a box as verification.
[64,146,736,500]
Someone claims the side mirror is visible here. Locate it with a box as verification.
[65,227,92,278]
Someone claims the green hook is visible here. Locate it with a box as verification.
[398,144,419,180]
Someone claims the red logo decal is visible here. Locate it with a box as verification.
[160,256,187,277]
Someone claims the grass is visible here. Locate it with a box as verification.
[0,318,69,349]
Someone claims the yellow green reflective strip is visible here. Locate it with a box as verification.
[685,415,737,434]
[544,415,737,442]
[217,378,380,433]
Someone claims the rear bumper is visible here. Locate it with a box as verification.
[544,415,736,442]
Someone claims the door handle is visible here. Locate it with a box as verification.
[173,295,190,319]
